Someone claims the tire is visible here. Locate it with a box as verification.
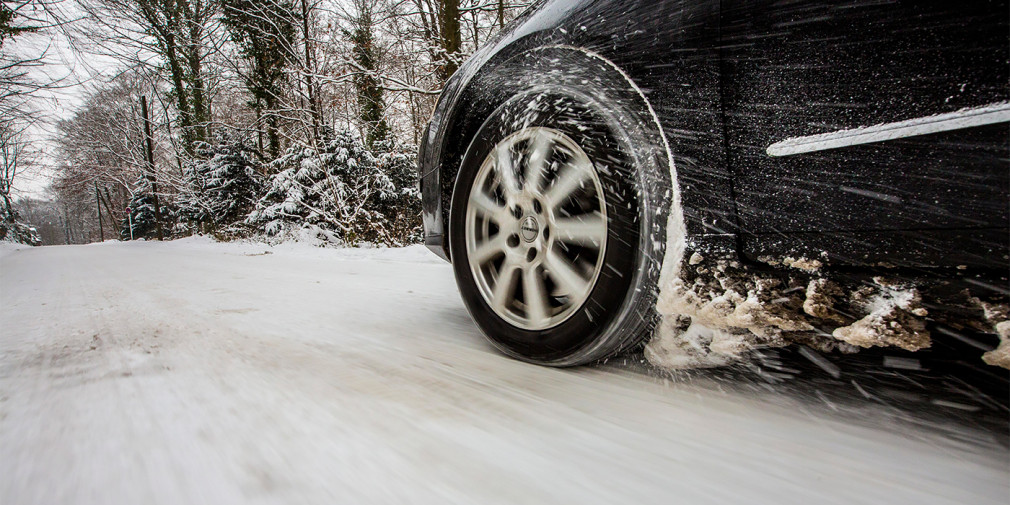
[449,66,670,366]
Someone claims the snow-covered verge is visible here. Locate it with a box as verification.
[0,240,30,260]
[153,234,445,264]
[1,240,1006,505]
[648,253,1009,371]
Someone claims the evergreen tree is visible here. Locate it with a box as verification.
[372,140,421,242]
[180,134,263,232]
[221,0,297,158]
[0,208,40,245]
[348,5,389,149]
[248,129,418,245]
[121,192,177,240]
[0,3,36,48]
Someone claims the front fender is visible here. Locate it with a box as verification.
[419,0,591,259]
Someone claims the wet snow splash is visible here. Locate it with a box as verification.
[976,300,1010,369]
[647,253,1009,371]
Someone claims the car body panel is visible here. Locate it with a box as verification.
[720,0,1009,269]
[420,0,1009,273]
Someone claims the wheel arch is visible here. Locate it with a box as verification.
[436,45,685,279]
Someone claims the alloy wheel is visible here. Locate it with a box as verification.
[464,127,608,330]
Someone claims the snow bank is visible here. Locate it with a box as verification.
[0,241,30,260]
[135,234,444,264]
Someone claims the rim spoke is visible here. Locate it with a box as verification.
[523,267,550,327]
[466,127,607,331]
[490,258,521,312]
[554,212,607,248]
[493,145,521,198]
[471,234,507,265]
[470,190,508,223]
[545,162,592,209]
[543,248,589,297]
[523,132,552,194]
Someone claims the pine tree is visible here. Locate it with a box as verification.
[179,134,263,232]
[248,129,418,246]
[0,3,36,48]
[121,193,177,240]
[372,140,422,243]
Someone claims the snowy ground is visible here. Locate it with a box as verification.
[1,238,1007,504]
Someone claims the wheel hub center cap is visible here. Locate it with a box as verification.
[520,216,540,242]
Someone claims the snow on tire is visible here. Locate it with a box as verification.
[449,68,671,366]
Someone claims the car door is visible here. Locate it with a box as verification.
[719,0,1009,269]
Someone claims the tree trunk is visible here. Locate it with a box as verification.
[163,32,195,154]
[185,6,209,145]
[264,96,281,158]
[95,182,105,241]
[101,187,118,231]
[141,96,165,241]
[300,0,321,145]
[438,0,461,82]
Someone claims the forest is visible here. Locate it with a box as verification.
[0,0,532,246]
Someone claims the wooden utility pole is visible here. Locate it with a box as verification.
[141,95,165,241]
[95,182,105,241]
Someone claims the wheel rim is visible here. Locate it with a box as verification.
[465,127,608,330]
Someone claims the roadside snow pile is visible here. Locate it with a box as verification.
[151,234,443,264]
[0,240,30,260]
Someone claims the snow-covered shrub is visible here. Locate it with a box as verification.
[0,218,40,246]
[247,129,420,246]
[179,134,263,233]
[1,193,40,245]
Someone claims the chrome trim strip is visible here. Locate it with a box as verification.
[767,102,1010,157]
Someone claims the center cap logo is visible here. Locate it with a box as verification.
[520,216,540,242]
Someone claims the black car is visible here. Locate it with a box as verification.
[418,0,1009,367]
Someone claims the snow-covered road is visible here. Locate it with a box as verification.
[1,239,1006,504]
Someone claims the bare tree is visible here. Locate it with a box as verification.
[50,70,181,242]
[369,0,531,141]
[77,0,219,156]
